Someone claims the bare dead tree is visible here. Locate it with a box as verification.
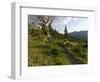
[37,16,54,43]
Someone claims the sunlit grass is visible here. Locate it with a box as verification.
[28,38,71,66]
[28,32,88,66]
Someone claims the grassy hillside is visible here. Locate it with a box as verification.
[28,32,71,66]
[28,28,88,66]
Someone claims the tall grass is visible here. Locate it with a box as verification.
[28,38,71,66]
[28,30,87,66]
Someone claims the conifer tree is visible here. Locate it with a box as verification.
[64,25,68,37]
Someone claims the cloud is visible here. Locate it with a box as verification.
[52,17,88,33]
[28,15,88,34]
[62,17,72,24]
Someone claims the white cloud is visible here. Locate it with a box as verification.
[62,17,72,25]
[73,18,78,21]
[28,15,88,34]
[52,17,88,33]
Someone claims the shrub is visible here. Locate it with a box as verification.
[51,48,61,56]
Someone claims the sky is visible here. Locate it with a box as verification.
[28,15,88,33]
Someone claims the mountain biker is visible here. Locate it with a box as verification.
[64,39,68,48]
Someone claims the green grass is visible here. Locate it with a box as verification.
[68,40,88,64]
[28,30,88,66]
[28,38,71,66]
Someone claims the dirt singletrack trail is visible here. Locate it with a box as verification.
[63,47,84,64]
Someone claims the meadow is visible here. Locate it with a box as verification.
[28,29,87,66]
[28,16,88,66]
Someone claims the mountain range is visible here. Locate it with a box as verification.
[68,31,88,41]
